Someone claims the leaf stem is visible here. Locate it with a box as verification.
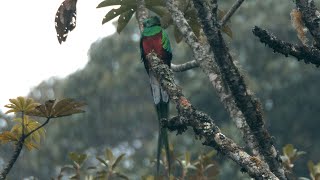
[25,117,51,139]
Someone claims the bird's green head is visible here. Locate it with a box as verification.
[143,16,161,28]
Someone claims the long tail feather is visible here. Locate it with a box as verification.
[155,100,171,176]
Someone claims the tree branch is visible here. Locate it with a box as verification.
[191,1,287,179]
[0,137,24,180]
[295,0,320,49]
[253,26,320,67]
[0,115,51,179]
[147,52,278,180]
[171,60,199,72]
[165,0,261,157]
[136,0,149,31]
[219,0,245,28]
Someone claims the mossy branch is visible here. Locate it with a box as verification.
[146,52,278,180]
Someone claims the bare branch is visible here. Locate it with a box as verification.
[219,0,245,28]
[191,1,287,179]
[253,26,320,67]
[165,0,261,157]
[171,60,199,72]
[295,0,320,48]
[147,52,278,180]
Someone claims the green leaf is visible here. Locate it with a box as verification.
[105,148,114,162]
[187,164,197,170]
[148,6,169,17]
[117,9,135,34]
[96,0,134,8]
[145,0,165,6]
[141,175,155,180]
[68,152,87,166]
[102,5,133,25]
[114,172,129,180]
[205,150,217,158]
[112,154,126,170]
[96,170,108,179]
[184,9,201,37]
[308,161,315,177]
[185,151,191,165]
[96,156,109,167]
[283,144,295,157]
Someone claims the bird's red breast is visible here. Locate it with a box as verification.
[142,32,171,66]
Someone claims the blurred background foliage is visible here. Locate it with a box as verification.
[0,0,320,179]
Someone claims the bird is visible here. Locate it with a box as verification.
[140,16,172,175]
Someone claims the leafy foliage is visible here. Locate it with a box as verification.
[56,149,128,180]
[27,99,86,118]
[54,147,219,180]
[308,161,320,180]
[281,144,305,171]
[96,0,232,40]
[145,146,219,179]
[0,97,86,178]
[4,96,40,114]
[11,117,46,150]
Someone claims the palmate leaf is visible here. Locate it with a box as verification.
[4,96,40,114]
[12,116,46,145]
[27,99,86,118]
[117,9,135,33]
[0,131,18,144]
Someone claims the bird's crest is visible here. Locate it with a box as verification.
[143,16,161,28]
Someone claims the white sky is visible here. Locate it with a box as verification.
[0,0,116,112]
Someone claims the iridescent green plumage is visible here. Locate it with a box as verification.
[140,16,172,176]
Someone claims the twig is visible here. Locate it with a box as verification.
[219,0,245,28]
[253,26,320,67]
[165,0,261,157]
[295,0,320,48]
[25,117,51,139]
[147,52,278,180]
[171,60,199,72]
[192,1,287,179]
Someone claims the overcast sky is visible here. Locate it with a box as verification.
[0,0,116,112]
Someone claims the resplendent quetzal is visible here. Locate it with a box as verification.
[140,16,172,174]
